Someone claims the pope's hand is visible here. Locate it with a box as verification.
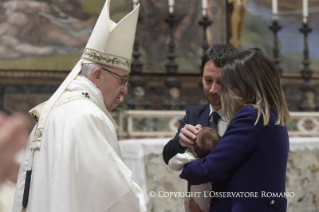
[179,124,202,150]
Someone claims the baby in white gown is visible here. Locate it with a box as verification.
[168,127,220,212]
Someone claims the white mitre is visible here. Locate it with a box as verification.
[82,0,138,71]
[32,0,139,143]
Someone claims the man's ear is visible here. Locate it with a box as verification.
[90,68,102,88]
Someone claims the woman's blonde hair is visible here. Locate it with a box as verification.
[221,49,291,126]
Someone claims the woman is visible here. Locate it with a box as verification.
[180,49,291,212]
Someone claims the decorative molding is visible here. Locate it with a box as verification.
[114,111,319,138]
[288,112,319,136]
[118,110,185,138]
[0,70,69,81]
[2,69,319,81]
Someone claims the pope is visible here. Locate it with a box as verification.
[12,1,146,211]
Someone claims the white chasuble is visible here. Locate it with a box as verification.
[12,76,146,212]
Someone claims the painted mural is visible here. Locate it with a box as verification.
[241,0,319,73]
[136,0,226,73]
[0,0,225,73]
[0,0,97,69]
[1,0,317,73]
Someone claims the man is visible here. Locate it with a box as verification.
[163,44,240,165]
[163,44,239,211]
[12,1,146,211]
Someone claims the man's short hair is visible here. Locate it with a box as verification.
[201,44,241,71]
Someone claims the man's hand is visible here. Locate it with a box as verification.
[188,197,203,212]
[179,124,202,149]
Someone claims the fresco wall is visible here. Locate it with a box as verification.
[0,0,318,73]
[0,0,226,73]
[0,0,94,69]
[241,0,319,74]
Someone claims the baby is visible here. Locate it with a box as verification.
[168,127,220,212]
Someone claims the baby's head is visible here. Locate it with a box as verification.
[194,127,220,158]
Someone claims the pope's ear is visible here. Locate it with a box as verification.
[90,67,102,87]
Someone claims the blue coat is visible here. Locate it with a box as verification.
[180,105,289,212]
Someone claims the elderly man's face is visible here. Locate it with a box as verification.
[97,66,129,111]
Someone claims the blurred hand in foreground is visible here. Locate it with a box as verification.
[0,112,31,183]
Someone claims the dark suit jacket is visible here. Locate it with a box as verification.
[163,103,211,165]
[180,106,289,212]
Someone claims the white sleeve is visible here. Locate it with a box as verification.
[168,151,198,171]
[73,113,146,212]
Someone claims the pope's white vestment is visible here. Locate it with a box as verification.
[12,75,146,212]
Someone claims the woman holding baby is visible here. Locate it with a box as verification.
[181,49,290,212]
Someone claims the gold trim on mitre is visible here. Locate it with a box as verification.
[81,48,131,71]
